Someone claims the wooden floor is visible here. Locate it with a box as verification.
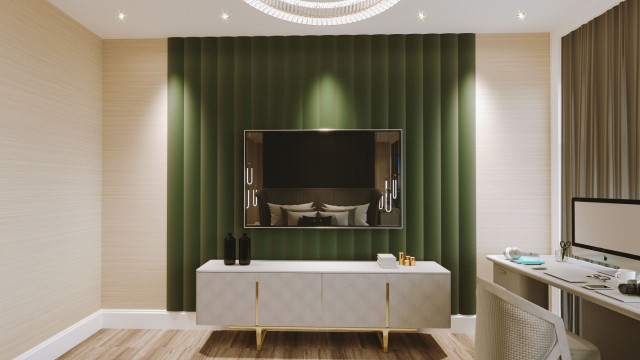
[58,329,474,360]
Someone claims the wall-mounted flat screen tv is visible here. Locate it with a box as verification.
[244,129,402,229]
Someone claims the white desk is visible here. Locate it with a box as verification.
[487,255,640,360]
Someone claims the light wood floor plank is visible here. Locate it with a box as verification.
[58,329,474,359]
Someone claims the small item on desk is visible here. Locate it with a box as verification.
[398,252,405,266]
[583,284,614,290]
[615,269,637,283]
[555,241,570,262]
[587,274,611,282]
[410,256,416,266]
[618,279,640,295]
[503,247,539,260]
[510,257,545,265]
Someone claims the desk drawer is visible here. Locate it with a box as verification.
[494,264,548,309]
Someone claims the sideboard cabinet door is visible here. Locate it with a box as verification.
[258,273,322,327]
[387,274,451,329]
[196,272,257,326]
[322,273,387,327]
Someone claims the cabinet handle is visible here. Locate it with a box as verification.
[386,282,390,328]
[255,281,259,326]
[496,267,507,275]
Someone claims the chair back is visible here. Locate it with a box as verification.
[476,277,572,360]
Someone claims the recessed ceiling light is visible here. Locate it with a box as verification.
[220,11,230,22]
[116,10,126,23]
[417,10,426,22]
[516,10,526,22]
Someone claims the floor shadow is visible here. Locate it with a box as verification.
[198,330,451,360]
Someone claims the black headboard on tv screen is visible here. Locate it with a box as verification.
[263,131,375,188]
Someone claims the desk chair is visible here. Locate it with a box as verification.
[476,277,600,360]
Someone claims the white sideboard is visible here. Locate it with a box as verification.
[196,260,451,352]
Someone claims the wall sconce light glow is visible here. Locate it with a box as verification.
[116,11,126,23]
[516,10,526,22]
[220,11,230,22]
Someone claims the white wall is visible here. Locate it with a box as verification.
[476,34,551,280]
[0,1,102,358]
[102,39,168,309]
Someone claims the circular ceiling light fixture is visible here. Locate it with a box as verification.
[243,0,401,26]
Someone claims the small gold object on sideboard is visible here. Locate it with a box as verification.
[398,252,405,265]
[404,258,410,266]
[410,257,416,266]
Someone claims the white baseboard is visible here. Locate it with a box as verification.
[16,310,474,359]
[424,315,476,334]
[14,310,103,360]
[101,309,223,330]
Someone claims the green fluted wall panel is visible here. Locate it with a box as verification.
[167,39,185,311]
[457,34,477,315]
[168,34,476,314]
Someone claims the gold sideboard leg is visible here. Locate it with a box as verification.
[376,329,389,353]
[256,327,267,350]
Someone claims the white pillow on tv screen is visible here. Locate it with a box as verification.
[323,203,369,226]
[287,211,317,226]
[267,202,313,226]
[318,211,349,226]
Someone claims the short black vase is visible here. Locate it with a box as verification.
[239,233,251,266]
[223,233,236,265]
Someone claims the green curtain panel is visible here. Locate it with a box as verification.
[561,0,640,244]
[168,34,476,315]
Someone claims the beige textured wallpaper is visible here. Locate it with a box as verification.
[0,1,102,358]
[102,39,168,309]
[476,33,551,280]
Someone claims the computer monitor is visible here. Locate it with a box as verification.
[572,198,640,270]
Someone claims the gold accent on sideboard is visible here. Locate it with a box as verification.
[229,280,411,353]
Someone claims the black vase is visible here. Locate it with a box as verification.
[239,233,251,265]
[223,233,236,265]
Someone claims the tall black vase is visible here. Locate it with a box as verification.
[239,233,251,265]
[223,233,236,265]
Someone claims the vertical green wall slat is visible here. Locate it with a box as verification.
[440,34,461,315]
[336,35,356,260]
[387,35,407,257]
[167,38,185,311]
[182,38,202,311]
[200,38,218,264]
[168,34,476,315]
[249,38,269,259]
[216,37,235,255]
[353,36,373,260]
[457,34,477,314]
[283,37,304,260]
[301,38,321,260]
[370,35,390,257]
[405,34,425,260]
[234,37,252,240]
[422,35,443,263]
[267,37,288,259]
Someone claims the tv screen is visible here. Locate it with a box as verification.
[262,131,375,188]
[244,129,402,228]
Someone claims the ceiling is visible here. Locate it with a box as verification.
[48,0,622,39]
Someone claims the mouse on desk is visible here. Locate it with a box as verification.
[533,267,547,270]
